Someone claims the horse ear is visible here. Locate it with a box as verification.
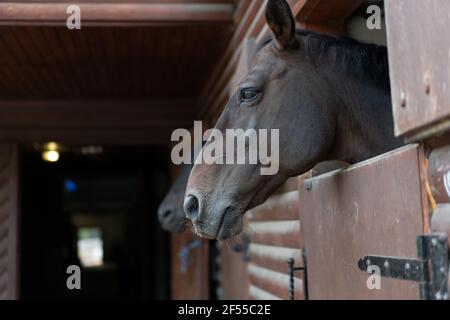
[266,0,298,50]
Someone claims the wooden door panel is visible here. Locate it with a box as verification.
[219,242,249,300]
[171,233,209,300]
[385,0,450,137]
[299,145,425,299]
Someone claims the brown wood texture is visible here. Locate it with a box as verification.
[171,233,209,300]
[0,144,19,300]
[296,0,363,35]
[299,145,425,300]
[248,263,302,300]
[385,0,450,138]
[0,100,194,145]
[248,244,302,274]
[246,184,303,300]
[0,25,233,101]
[248,191,299,222]
[0,2,235,26]
[217,240,249,300]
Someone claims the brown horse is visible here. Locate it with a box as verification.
[184,0,403,240]
[158,164,192,233]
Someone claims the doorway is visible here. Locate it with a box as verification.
[20,146,171,299]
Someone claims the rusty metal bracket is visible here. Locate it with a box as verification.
[358,234,449,300]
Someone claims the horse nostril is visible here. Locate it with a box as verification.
[184,195,199,221]
[162,210,172,219]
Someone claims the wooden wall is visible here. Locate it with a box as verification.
[0,144,19,300]
[247,178,303,300]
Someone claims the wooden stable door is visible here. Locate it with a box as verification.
[299,145,427,299]
[0,144,19,300]
[385,0,450,139]
[171,234,209,300]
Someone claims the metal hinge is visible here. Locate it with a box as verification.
[358,234,449,300]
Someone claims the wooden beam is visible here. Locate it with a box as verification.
[0,100,194,129]
[296,0,363,35]
[0,100,195,145]
[0,2,235,26]
[0,128,175,146]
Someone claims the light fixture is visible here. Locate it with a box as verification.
[42,142,60,163]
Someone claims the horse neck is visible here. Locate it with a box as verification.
[327,76,403,164]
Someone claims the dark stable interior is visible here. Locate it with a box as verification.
[19,146,171,299]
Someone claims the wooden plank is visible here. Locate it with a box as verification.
[217,241,250,300]
[171,233,209,300]
[297,0,363,21]
[385,0,450,138]
[249,244,303,274]
[248,191,299,222]
[0,144,19,300]
[0,128,176,146]
[0,3,235,26]
[0,100,194,128]
[299,145,424,299]
[248,263,302,300]
[248,221,300,249]
[248,285,281,300]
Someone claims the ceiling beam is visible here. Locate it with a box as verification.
[0,100,194,129]
[0,2,235,27]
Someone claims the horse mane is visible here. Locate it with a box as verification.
[258,30,390,89]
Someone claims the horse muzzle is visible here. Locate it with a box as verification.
[184,194,243,240]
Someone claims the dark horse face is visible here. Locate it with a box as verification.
[185,0,336,240]
[158,164,192,233]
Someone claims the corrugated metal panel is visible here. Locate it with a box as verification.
[0,144,19,300]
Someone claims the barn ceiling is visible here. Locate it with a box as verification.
[0,25,232,100]
[0,0,241,145]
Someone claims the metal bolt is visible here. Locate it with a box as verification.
[432,238,438,247]
[304,181,312,191]
[425,80,431,95]
[400,92,407,108]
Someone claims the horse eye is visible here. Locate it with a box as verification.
[240,88,260,103]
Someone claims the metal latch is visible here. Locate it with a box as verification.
[358,234,449,300]
[178,239,202,273]
[287,251,309,300]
